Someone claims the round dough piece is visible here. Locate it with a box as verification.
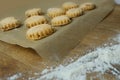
[79,3,96,11]
[0,17,21,31]
[26,24,54,40]
[62,2,79,11]
[25,8,42,18]
[47,8,65,18]
[25,16,47,28]
[51,15,71,27]
[66,8,83,18]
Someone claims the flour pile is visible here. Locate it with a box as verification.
[37,34,120,80]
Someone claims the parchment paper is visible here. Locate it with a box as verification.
[0,0,114,61]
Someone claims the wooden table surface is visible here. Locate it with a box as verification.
[0,5,120,80]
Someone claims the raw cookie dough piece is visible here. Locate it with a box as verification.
[66,8,83,18]
[51,15,71,27]
[26,24,54,40]
[25,16,47,28]
[47,8,65,18]
[25,8,42,18]
[62,2,79,11]
[0,17,21,31]
[79,3,96,11]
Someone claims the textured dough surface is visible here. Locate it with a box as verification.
[25,16,47,28]
[26,24,54,40]
[25,8,42,18]
[0,17,21,31]
[79,3,96,11]
[47,8,65,18]
[66,8,83,18]
[51,15,71,27]
[62,2,79,11]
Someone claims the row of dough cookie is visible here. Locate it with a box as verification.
[0,2,96,41]
[0,2,96,31]
[24,2,96,28]
[0,2,95,31]
[47,2,79,18]
[63,2,96,11]
[0,15,48,32]
[27,2,96,18]
[25,8,71,28]
[65,2,96,18]
[24,2,79,19]
[47,2,96,20]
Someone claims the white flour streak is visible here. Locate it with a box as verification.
[7,73,22,80]
[115,0,120,4]
[36,34,120,80]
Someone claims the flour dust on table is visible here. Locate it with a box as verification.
[37,34,120,80]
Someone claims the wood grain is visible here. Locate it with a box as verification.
[0,51,38,79]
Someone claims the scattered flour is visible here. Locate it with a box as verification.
[7,73,22,80]
[6,35,120,80]
[37,34,120,80]
[115,0,120,4]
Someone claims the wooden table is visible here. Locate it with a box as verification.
[0,5,120,80]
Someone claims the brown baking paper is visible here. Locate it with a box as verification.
[0,0,114,61]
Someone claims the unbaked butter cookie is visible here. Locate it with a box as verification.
[66,8,83,18]
[25,16,47,28]
[25,8,42,18]
[0,17,21,31]
[79,3,96,11]
[47,8,65,18]
[62,2,79,11]
[26,24,54,40]
[51,15,71,27]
